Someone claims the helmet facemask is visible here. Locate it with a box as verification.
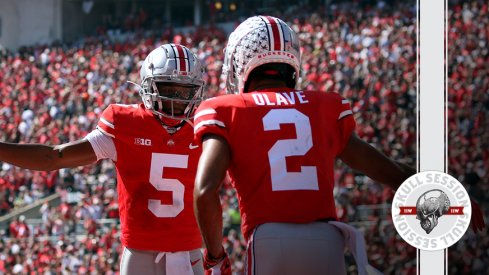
[140,75,204,121]
[138,44,206,121]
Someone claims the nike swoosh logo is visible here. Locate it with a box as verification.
[189,144,199,149]
[191,259,201,266]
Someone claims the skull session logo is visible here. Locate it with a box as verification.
[415,190,451,234]
[392,171,472,250]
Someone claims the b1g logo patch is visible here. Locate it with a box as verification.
[392,171,471,250]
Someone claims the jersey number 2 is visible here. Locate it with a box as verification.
[148,153,187,217]
[263,109,319,191]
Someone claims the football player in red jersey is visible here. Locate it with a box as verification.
[193,16,484,275]
[0,44,206,275]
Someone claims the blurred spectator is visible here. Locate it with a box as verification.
[447,0,489,273]
[9,216,30,238]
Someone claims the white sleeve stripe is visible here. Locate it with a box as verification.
[338,110,353,120]
[194,108,217,120]
[96,126,115,138]
[100,117,115,129]
[341,99,350,104]
[194,120,226,133]
[85,129,117,162]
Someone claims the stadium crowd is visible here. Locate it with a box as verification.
[0,0,486,274]
[447,0,489,274]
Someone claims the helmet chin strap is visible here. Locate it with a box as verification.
[155,114,187,134]
[132,80,197,132]
[184,118,194,128]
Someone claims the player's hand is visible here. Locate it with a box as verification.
[470,198,486,233]
[203,248,231,275]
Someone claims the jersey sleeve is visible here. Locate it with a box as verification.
[84,129,117,161]
[335,96,356,156]
[96,105,116,138]
[193,99,230,145]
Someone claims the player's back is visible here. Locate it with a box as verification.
[194,88,355,239]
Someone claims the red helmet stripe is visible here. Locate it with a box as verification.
[183,47,191,73]
[174,45,187,72]
[264,16,283,51]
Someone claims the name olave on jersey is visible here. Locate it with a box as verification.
[252,91,309,106]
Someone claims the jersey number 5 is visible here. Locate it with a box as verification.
[263,109,319,191]
[148,153,187,217]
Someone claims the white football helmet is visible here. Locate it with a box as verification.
[222,16,301,94]
[139,44,205,120]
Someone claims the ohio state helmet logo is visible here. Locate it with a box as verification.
[392,171,471,250]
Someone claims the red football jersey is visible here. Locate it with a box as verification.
[194,88,355,240]
[97,103,202,251]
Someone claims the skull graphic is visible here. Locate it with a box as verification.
[416,190,450,234]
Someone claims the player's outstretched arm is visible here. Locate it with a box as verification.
[0,139,97,171]
[194,134,230,260]
[338,133,416,191]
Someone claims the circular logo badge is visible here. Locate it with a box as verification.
[391,171,471,251]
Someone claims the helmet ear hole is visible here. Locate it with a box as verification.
[141,94,153,110]
[285,65,297,89]
[231,63,238,81]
